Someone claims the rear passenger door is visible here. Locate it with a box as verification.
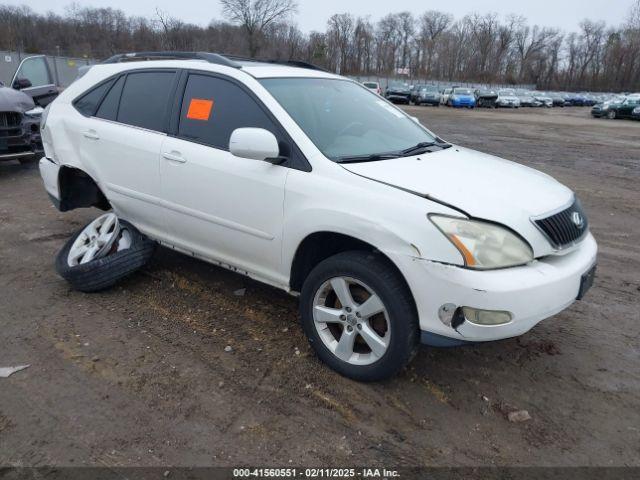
[77,69,178,239]
[159,72,290,283]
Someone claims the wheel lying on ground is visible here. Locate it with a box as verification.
[300,251,420,382]
[55,214,156,293]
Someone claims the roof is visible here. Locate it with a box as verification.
[98,51,338,80]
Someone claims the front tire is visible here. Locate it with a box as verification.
[607,110,616,119]
[299,251,419,381]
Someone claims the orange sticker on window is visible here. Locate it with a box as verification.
[186,98,214,120]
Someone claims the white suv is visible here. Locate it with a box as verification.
[38,52,597,381]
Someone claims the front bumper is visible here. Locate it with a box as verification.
[386,94,410,103]
[390,233,598,343]
[0,113,43,161]
[497,100,519,107]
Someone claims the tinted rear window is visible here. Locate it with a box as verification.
[74,79,115,116]
[117,71,176,132]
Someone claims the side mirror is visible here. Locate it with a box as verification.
[13,77,32,90]
[229,128,280,162]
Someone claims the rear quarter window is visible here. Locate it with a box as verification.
[95,76,125,121]
[74,79,116,116]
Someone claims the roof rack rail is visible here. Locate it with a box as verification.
[101,51,241,69]
[270,60,328,72]
[223,54,329,72]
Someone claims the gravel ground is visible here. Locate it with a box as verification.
[0,107,639,468]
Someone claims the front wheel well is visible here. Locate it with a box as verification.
[289,232,409,295]
[58,166,111,212]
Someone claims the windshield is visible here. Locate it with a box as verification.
[261,78,437,161]
[363,82,377,88]
[453,88,471,95]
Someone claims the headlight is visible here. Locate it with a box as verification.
[429,215,533,269]
[24,106,44,118]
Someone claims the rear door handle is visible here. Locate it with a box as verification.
[83,130,99,140]
[162,151,186,163]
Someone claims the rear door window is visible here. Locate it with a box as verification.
[117,71,176,132]
[178,74,281,151]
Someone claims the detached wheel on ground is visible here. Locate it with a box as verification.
[300,251,419,382]
[55,214,156,293]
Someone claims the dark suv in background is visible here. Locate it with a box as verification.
[0,55,58,163]
[410,85,441,106]
[385,82,411,104]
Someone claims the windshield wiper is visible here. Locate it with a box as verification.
[335,153,401,163]
[401,140,451,156]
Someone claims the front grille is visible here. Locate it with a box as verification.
[533,199,589,249]
[0,112,22,128]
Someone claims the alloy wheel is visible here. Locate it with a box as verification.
[67,213,120,266]
[312,276,390,365]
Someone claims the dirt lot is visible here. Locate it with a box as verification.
[1,107,639,469]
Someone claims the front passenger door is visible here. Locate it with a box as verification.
[160,73,290,283]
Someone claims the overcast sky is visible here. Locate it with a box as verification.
[8,0,636,32]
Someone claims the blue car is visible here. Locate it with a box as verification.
[447,87,476,108]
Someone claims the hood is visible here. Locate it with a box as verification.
[0,86,35,112]
[341,146,573,233]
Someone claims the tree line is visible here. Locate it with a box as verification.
[0,1,639,92]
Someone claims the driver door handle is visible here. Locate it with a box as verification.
[162,151,186,163]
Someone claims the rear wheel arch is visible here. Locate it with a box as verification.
[58,166,111,212]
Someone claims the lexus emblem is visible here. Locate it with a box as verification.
[572,211,584,229]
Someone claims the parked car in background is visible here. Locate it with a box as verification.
[565,93,588,106]
[496,89,520,108]
[0,55,54,163]
[533,93,553,107]
[474,88,498,108]
[446,87,476,108]
[594,96,640,119]
[385,82,411,104]
[9,55,60,107]
[517,93,540,107]
[440,87,454,105]
[590,96,625,118]
[362,81,382,96]
[549,93,567,107]
[411,85,441,106]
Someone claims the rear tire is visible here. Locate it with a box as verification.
[299,251,419,381]
[56,219,156,293]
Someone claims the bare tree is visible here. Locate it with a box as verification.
[219,0,297,57]
[418,10,453,75]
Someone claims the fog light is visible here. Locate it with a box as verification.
[462,307,512,325]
